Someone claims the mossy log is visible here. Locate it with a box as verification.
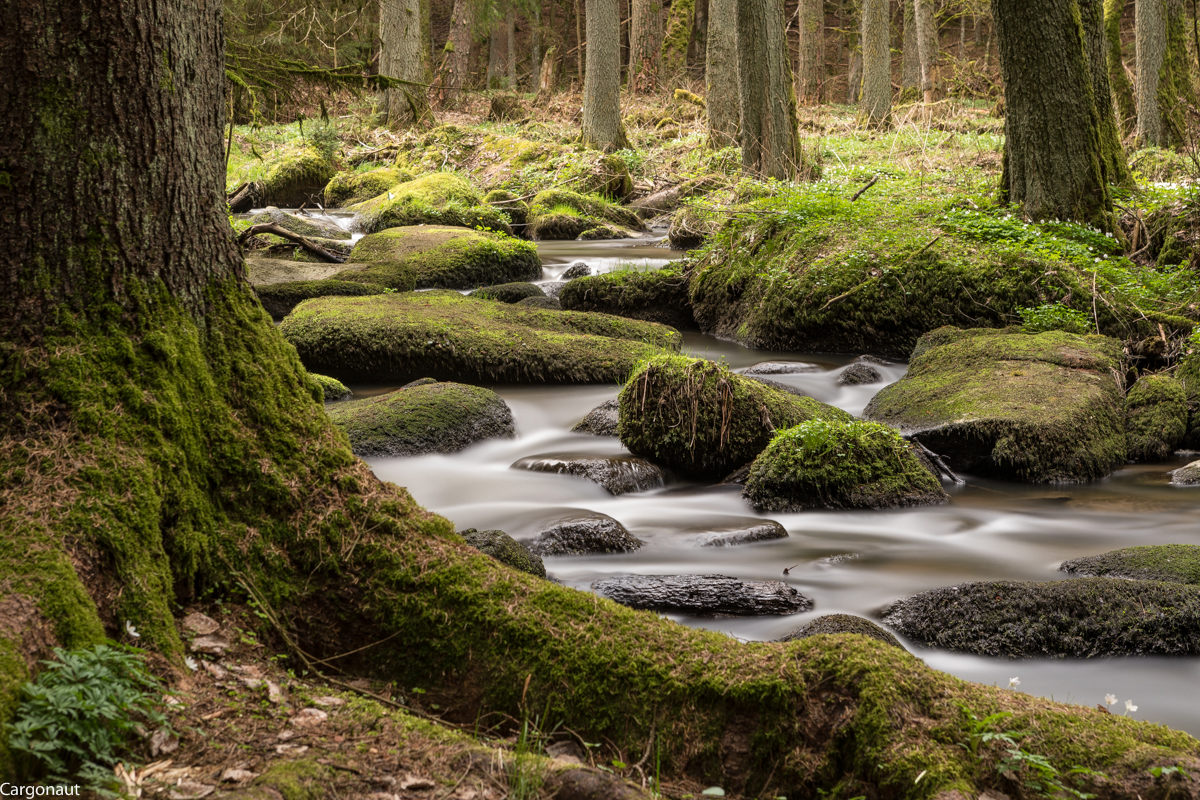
[559,266,697,329]
[341,225,540,290]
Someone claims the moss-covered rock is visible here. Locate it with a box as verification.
[527,190,644,241]
[253,147,336,209]
[618,355,854,480]
[578,225,632,241]
[838,363,882,385]
[323,167,416,208]
[668,205,721,249]
[325,382,514,457]
[340,225,540,290]
[310,373,352,401]
[1172,459,1200,484]
[469,282,545,303]
[484,189,529,228]
[348,173,511,235]
[458,528,545,577]
[560,267,696,329]
[255,280,388,318]
[883,578,1200,657]
[778,614,904,649]
[1126,374,1188,461]
[591,574,811,616]
[517,295,561,310]
[246,257,358,286]
[249,207,351,240]
[743,420,949,511]
[1060,544,1200,584]
[580,154,634,200]
[487,93,527,122]
[1175,350,1200,448]
[526,514,643,555]
[863,328,1127,482]
[280,291,681,384]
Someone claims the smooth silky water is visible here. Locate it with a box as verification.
[314,227,1200,734]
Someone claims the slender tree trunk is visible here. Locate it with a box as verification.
[583,0,630,150]
[859,0,891,126]
[902,0,921,100]
[1081,0,1133,185]
[532,2,543,83]
[380,0,430,127]
[707,0,740,145]
[487,18,506,89]
[688,0,710,73]
[507,14,517,88]
[662,0,697,80]
[1105,0,1138,133]
[629,0,663,92]
[576,0,585,80]
[420,0,433,80]
[959,12,966,55]
[993,0,1115,228]
[796,0,826,103]
[737,0,799,177]
[915,0,937,103]
[539,44,560,94]
[433,0,474,108]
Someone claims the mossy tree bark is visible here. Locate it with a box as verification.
[432,0,475,108]
[858,0,891,126]
[582,0,631,150]
[737,0,799,177]
[380,0,432,127]
[901,0,922,100]
[629,0,663,92]
[1104,0,1137,133]
[1137,0,1191,147]
[1081,0,1134,186]
[661,0,696,79]
[706,0,741,146]
[796,0,826,104]
[687,0,709,73]
[993,0,1116,228]
[486,15,508,89]
[915,0,938,103]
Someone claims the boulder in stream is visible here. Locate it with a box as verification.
[1060,544,1200,585]
[692,520,788,547]
[539,281,568,299]
[343,225,540,290]
[526,189,643,241]
[311,373,352,402]
[459,528,546,578]
[324,166,416,208]
[559,267,696,330]
[561,262,592,280]
[348,173,511,235]
[591,574,811,616]
[571,399,620,436]
[1125,374,1188,462]
[863,328,1127,482]
[744,361,821,375]
[255,279,387,318]
[511,453,667,495]
[777,614,903,649]
[525,514,644,556]
[837,363,882,386]
[470,282,546,303]
[1172,460,1200,485]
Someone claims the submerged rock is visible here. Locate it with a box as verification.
[743,420,949,511]
[777,614,903,648]
[255,279,386,318]
[882,578,1200,657]
[310,373,351,402]
[511,453,667,495]
[572,400,620,436]
[343,226,539,290]
[1125,374,1187,461]
[559,267,696,329]
[591,574,811,616]
[1060,544,1200,585]
[1172,460,1200,485]
[470,282,546,303]
[837,363,882,385]
[525,514,644,556]
[325,382,515,457]
[459,528,545,578]
[324,166,416,208]
[864,328,1127,482]
[348,173,510,235]
[744,361,821,375]
[692,520,788,547]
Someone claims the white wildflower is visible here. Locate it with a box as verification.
[124,620,140,639]
[1125,699,1138,714]
[1105,694,1117,706]
[1008,677,1021,689]
[185,657,199,671]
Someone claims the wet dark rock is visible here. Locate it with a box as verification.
[1060,544,1200,585]
[719,464,753,485]
[571,399,619,436]
[525,514,644,556]
[838,364,883,386]
[882,578,1200,657]
[561,262,593,280]
[693,520,788,547]
[469,282,546,303]
[857,355,893,366]
[1172,460,1200,485]
[539,281,568,299]
[511,452,667,495]
[591,574,811,616]
[459,528,546,578]
[744,361,821,375]
[777,614,903,648]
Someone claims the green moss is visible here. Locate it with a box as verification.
[1061,544,1200,584]
[348,173,511,235]
[255,280,387,318]
[261,146,336,207]
[246,760,333,800]
[1125,374,1187,461]
[864,328,1127,482]
[469,282,545,303]
[559,266,695,329]
[618,355,854,480]
[325,382,514,457]
[279,291,681,384]
[484,189,529,227]
[459,528,545,577]
[744,420,948,510]
[341,226,539,290]
[661,0,696,75]
[310,373,351,401]
[778,614,904,649]
[527,189,643,241]
[323,166,416,208]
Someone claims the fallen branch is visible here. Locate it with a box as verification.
[850,175,880,202]
[237,222,345,263]
[908,437,964,485]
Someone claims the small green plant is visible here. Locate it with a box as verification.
[999,748,1105,800]
[1018,303,1094,335]
[307,119,341,162]
[1149,765,1190,780]
[956,703,1020,757]
[7,644,170,794]
[508,712,549,800]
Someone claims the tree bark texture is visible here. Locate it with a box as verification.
[576,0,585,78]
[487,17,508,88]
[1105,0,1138,132]
[539,45,560,94]
[993,0,1115,228]
[737,0,799,177]
[902,0,921,99]
[859,0,891,126]
[915,0,937,102]
[583,0,630,150]
[796,0,826,104]
[1137,0,1170,145]
[532,2,543,85]
[420,0,433,80]
[380,0,429,127]
[1080,0,1133,186]
[687,0,709,72]
[507,14,517,88]
[706,0,741,146]
[662,0,697,79]
[433,0,474,107]
[629,0,663,92]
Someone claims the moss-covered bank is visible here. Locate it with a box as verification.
[468,282,546,303]
[340,225,540,290]
[527,189,644,241]
[255,279,387,318]
[348,173,511,235]
[1061,544,1200,584]
[323,166,415,208]
[559,266,697,329]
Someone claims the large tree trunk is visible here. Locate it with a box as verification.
[421,0,433,80]
[858,0,891,126]
[1081,0,1134,186]
[915,0,937,103]
[662,0,697,80]
[433,0,474,108]
[1105,0,1137,133]
[487,17,507,88]
[706,0,741,146]
[737,0,799,177]
[629,0,663,92]
[687,0,710,73]
[901,0,921,100]
[582,0,630,149]
[796,0,826,104]
[380,0,431,127]
[1137,0,1190,147]
[993,0,1115,228]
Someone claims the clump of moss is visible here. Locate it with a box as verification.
[864,328,1127,482]
[280,291,681,384]
[348,173,511,235]
[260,146,336,208]
[560,266,696,329]
[484,189,529,228]
[577,225,630,241]
[459,528,545,577]
[249,208,350,240]
[469,282,545,303]
[1125,374,1187,461]
[744,420,948,511]
[324,167,415,208]
[340,226,539,290]
[255,280,388,318]
[527,189,643,241]
[310,373,351,401]
[618,355,853,480]
[518,296,561,310]
[778,614,904,649]
[1060,544,1200,584]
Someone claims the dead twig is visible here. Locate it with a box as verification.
[237,223,345,263]
[850,175,880,202]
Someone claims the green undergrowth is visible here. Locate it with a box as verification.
[342,225,539,290]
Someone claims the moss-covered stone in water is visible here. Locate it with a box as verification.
[249,208,351,240]
[1175,350,1200,448]
[324,167,415,208]
[325,382,514,457]
[744,420,948,511]
[883,578,1200,657]
[348,173,511,235]
[618,355,854,480]
[863,328,1127,482]
[340,226,539,290]
[559,266,696,329]
[778,614,904,649]
[310,373,351,401]
[578,225,631,241]
[527,189,644,241]
[1173,459,1200,484]
[260,147,336,208]
[469,282,545,303]
[280,291,681,384]
[484,189,529,228]
[255,280,388,318]
[459,528,546,577]
[1060,544,1200,585]
[1125,374,1188,461]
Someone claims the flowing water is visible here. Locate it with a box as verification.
[294,218,1200,735]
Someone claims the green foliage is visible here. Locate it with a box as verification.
[305,119,341,162]
[1018,304,1094,335]
[8,644,169,792]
